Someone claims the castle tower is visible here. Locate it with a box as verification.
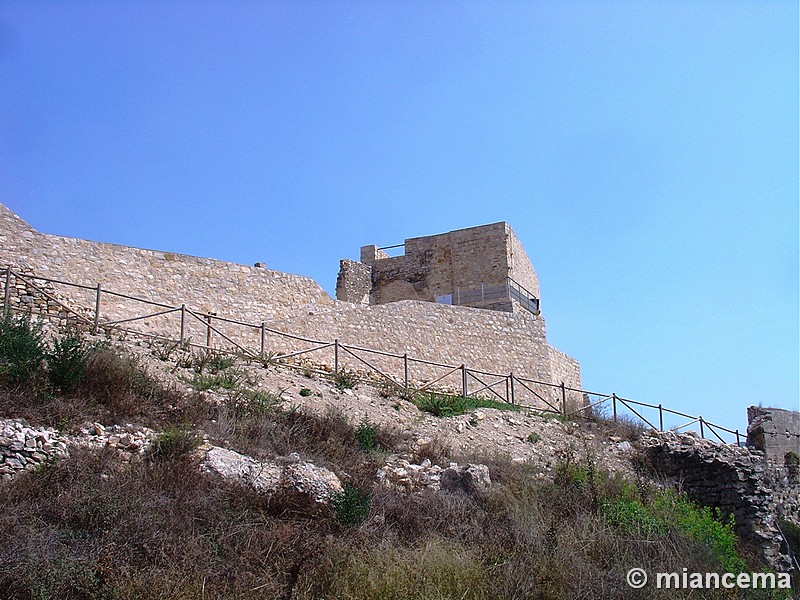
[336,222,540,315]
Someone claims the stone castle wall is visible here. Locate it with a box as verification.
[265,299,583,407]
[0,204,581,408]
[0,204,335,329]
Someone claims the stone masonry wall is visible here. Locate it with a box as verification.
[747,406,800,464]
[1,204,581,407]
[335,259,371,305]
[266,299,583,409]
[506,224,539,297]
[641,430,800,571]
[0,204,334,333]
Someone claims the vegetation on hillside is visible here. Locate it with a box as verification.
[0,313,786,599]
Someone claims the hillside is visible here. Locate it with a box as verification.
[0,314,796,599]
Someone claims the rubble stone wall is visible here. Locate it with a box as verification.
[641,430,800,571]
[747,406,800,464]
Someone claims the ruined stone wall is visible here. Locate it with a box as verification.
[747,406,800,464]
[641,430,800,571]
[0,204,334,333]
[335,259,371,305]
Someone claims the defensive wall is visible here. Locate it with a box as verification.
[0,204,334,325]
[0,204,582,408]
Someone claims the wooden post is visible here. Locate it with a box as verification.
[699,417,705,439]
[334,339,339,375]
[461,364,467,398]
[260,322,266,359]
[612,393,617,422]
[3,267,10,311]
[561,381,567,418]
[658,404,664,431]
[509,372,515,405]
[179,304,186,345]
[205,314,213,348]
[93,284,102,334]
[403,353,409,394]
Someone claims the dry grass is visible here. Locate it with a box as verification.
[0,325,780,599]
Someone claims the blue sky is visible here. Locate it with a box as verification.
[1,1,797,433]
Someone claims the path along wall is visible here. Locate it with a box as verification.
[0,204,581,407]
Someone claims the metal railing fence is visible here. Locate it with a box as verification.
[0,265,743,445]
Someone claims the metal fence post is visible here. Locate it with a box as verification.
[561,381,567,418]
[505,375,510,403]
[403,353,409,394]
[260,322,266,359]
[509,372,515,405]
[658,404,664,431]
[735,429,741,447]
[461,364,467,398]
[93,284,102,334]
[334,339,339,375]
[699,417,705,439]
[612,393,617,422]
[179,304,186,345]
[3,267,10,310]
[205,314,213,348]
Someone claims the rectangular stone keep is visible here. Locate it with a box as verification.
[340,222,540,314]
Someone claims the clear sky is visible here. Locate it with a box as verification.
[1,1,797,434]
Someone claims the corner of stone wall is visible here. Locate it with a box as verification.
[336,259,372,305]
[548,345,583,410]
[747,406,800,465]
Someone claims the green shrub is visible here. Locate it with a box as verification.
[227,388,282,419]
[149,425,201,461]
[186,368,245,392]
[299,387,312,397]
[355,416,379,451]
[46,334,90,394]
[655,493,747,574]
[0,312,46,389]
[205,353,236,374]
[601,496,663,536]
[413,391,516,417]
[778,518,800,559]
[331,483,370,527]
[785,451,799,482]
[526,432,541,444]
[332,368,358,390]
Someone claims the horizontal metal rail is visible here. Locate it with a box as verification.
[0,265,743,444]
